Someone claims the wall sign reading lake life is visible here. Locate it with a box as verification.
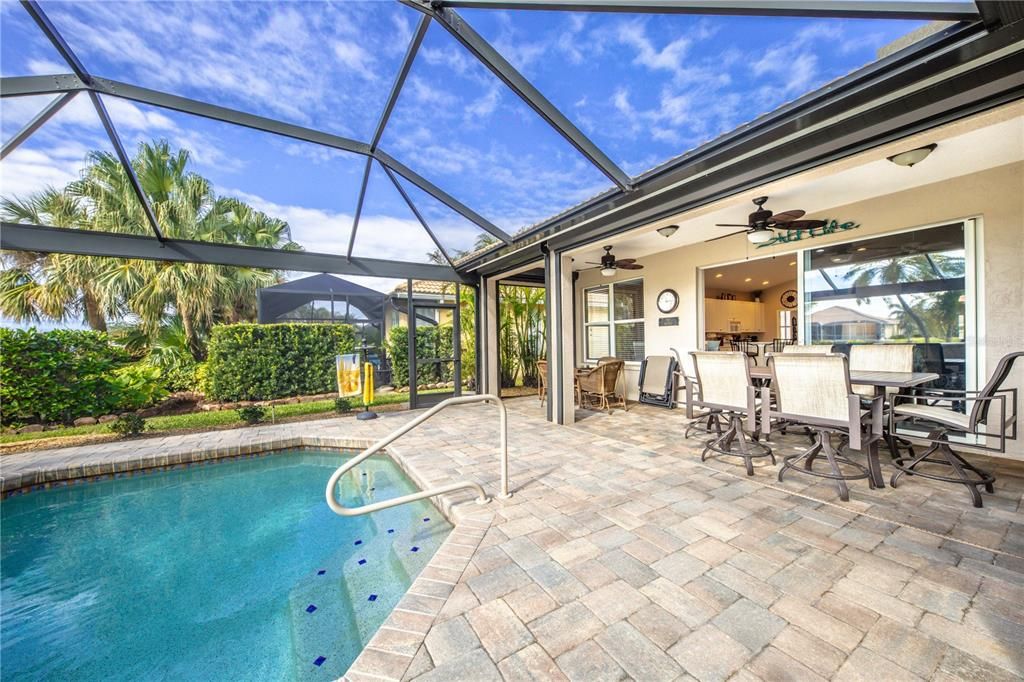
[756,219,859,248]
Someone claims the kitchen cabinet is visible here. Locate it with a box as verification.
[704,299,765,333]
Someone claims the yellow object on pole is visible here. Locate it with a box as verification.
[363,362,374,406]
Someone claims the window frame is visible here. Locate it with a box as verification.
[583,277,645,363]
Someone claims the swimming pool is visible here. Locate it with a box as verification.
[1,449,452,681]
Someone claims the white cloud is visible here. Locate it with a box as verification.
[615,20,691,76]
[333,40,376,78]
[26,59,68,76]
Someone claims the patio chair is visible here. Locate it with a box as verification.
[762,353,884,501]
[537,360,547,405]
[848,344,915,457]
[638,355,678,408]
[889,351,1022,508]
[782,344,833,353]
[685,352,773,476]
[770,339,794,353]
[577,360,626,412]
[734,340,759,364]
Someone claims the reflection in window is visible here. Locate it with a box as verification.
[803,223,967,391]
[584,278,645,362]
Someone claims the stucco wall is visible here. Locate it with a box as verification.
[574,162,1024,459]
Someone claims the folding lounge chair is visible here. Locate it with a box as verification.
[638,355,678,408]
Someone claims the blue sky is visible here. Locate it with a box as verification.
[1,0,926,285]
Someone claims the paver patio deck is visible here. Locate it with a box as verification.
[2,397,1022,681]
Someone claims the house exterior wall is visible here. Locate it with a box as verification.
[574,161,1024,459]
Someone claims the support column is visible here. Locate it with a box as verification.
[545,248,576,425]
[478,274,500,396]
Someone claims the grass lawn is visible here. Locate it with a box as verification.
[0,389,445,448]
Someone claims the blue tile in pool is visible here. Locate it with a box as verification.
[423,517,430,522]
[354,540,362,546]
[0,448,452,680]
[387,529,394,534]
[411,546,420,552]
[368,594,378,602]
[358,559,366,565]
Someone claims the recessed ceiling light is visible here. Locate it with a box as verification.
[744,277,752,282]
[762,280,770,285]
[715,273,723,278]
[788,261,796,266]
[816,249,825,253]
[856,247,867,252]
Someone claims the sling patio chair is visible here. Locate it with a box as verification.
[685,351,773,476]
[638,355,678,408]
[889,350,1022,508]
[761,353,884,501]
[848,344,915,458]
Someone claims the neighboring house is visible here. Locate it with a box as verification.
[385,280,458,334]
[809,305,896,342]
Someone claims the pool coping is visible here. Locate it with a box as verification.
[0,435,494,682]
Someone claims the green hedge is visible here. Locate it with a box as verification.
[0,328,131,425]
[205,323,356,401]
[386,324,454,388]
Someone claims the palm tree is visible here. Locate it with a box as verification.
[1,140,295,358]
[844,254,951,342]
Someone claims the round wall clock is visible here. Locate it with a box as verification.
[657,288,679,314]
[781,289,798,309]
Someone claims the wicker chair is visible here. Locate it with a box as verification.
[685,351,772,475]
[537,360,548,405]
[577,360,626,411]
[762,353,884,501]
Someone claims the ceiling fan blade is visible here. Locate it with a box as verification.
[618,263,643,270]
[715,223,753,228]
[584,261,602,265]
[770,210,805,223]
[704,230,748,243]
[614,258,636,265]
[784,219,826,230]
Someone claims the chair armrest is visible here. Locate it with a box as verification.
[683,375,698,418]
[746,385,758,433]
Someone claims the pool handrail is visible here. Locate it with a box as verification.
[325,393,510,517]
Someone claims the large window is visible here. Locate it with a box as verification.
[584,279,645,362]
[803,223,969,390]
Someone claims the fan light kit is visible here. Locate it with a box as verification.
[581,245,645,278]
[708,196,825,246]
[656,224,679,238]
[887,143,936,167]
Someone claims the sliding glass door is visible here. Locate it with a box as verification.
[802,221,973,393]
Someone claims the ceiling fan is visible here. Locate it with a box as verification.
[581,245,644,277]
[707,196,825,244]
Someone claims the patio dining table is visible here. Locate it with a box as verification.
[748,366,939,389]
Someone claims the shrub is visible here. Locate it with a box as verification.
[334,397,353,413]
[236,405,267,424]
[386,324,454,388]
[205,324,356,401]
[161,359,200,393]
[111,363,168,411]
[0,328,131,425]
[109,413,146,438]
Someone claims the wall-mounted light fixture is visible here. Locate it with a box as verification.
[656,224,679,238]
[887,143,937,167]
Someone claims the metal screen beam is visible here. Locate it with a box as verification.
[88,92,165,241]
[0,224,469,282]
[435,0,981,20]
[21,1,93,84]
[375,149,512,243]
[380,161,457,268]
[371,14,430,151]
[408,2,634,191]
[0,74,85,98]
[1,91,76,160]
[89,77,371,156]
[346,157,374,260]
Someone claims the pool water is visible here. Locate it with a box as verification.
[1,449,452,681]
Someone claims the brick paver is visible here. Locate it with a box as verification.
[4,397,1023,681]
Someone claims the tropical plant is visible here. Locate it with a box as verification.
[236,405,267,424]
[1,140,297,359]
[109,413,147,438]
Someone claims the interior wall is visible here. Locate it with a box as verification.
[573,161,1024,459]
